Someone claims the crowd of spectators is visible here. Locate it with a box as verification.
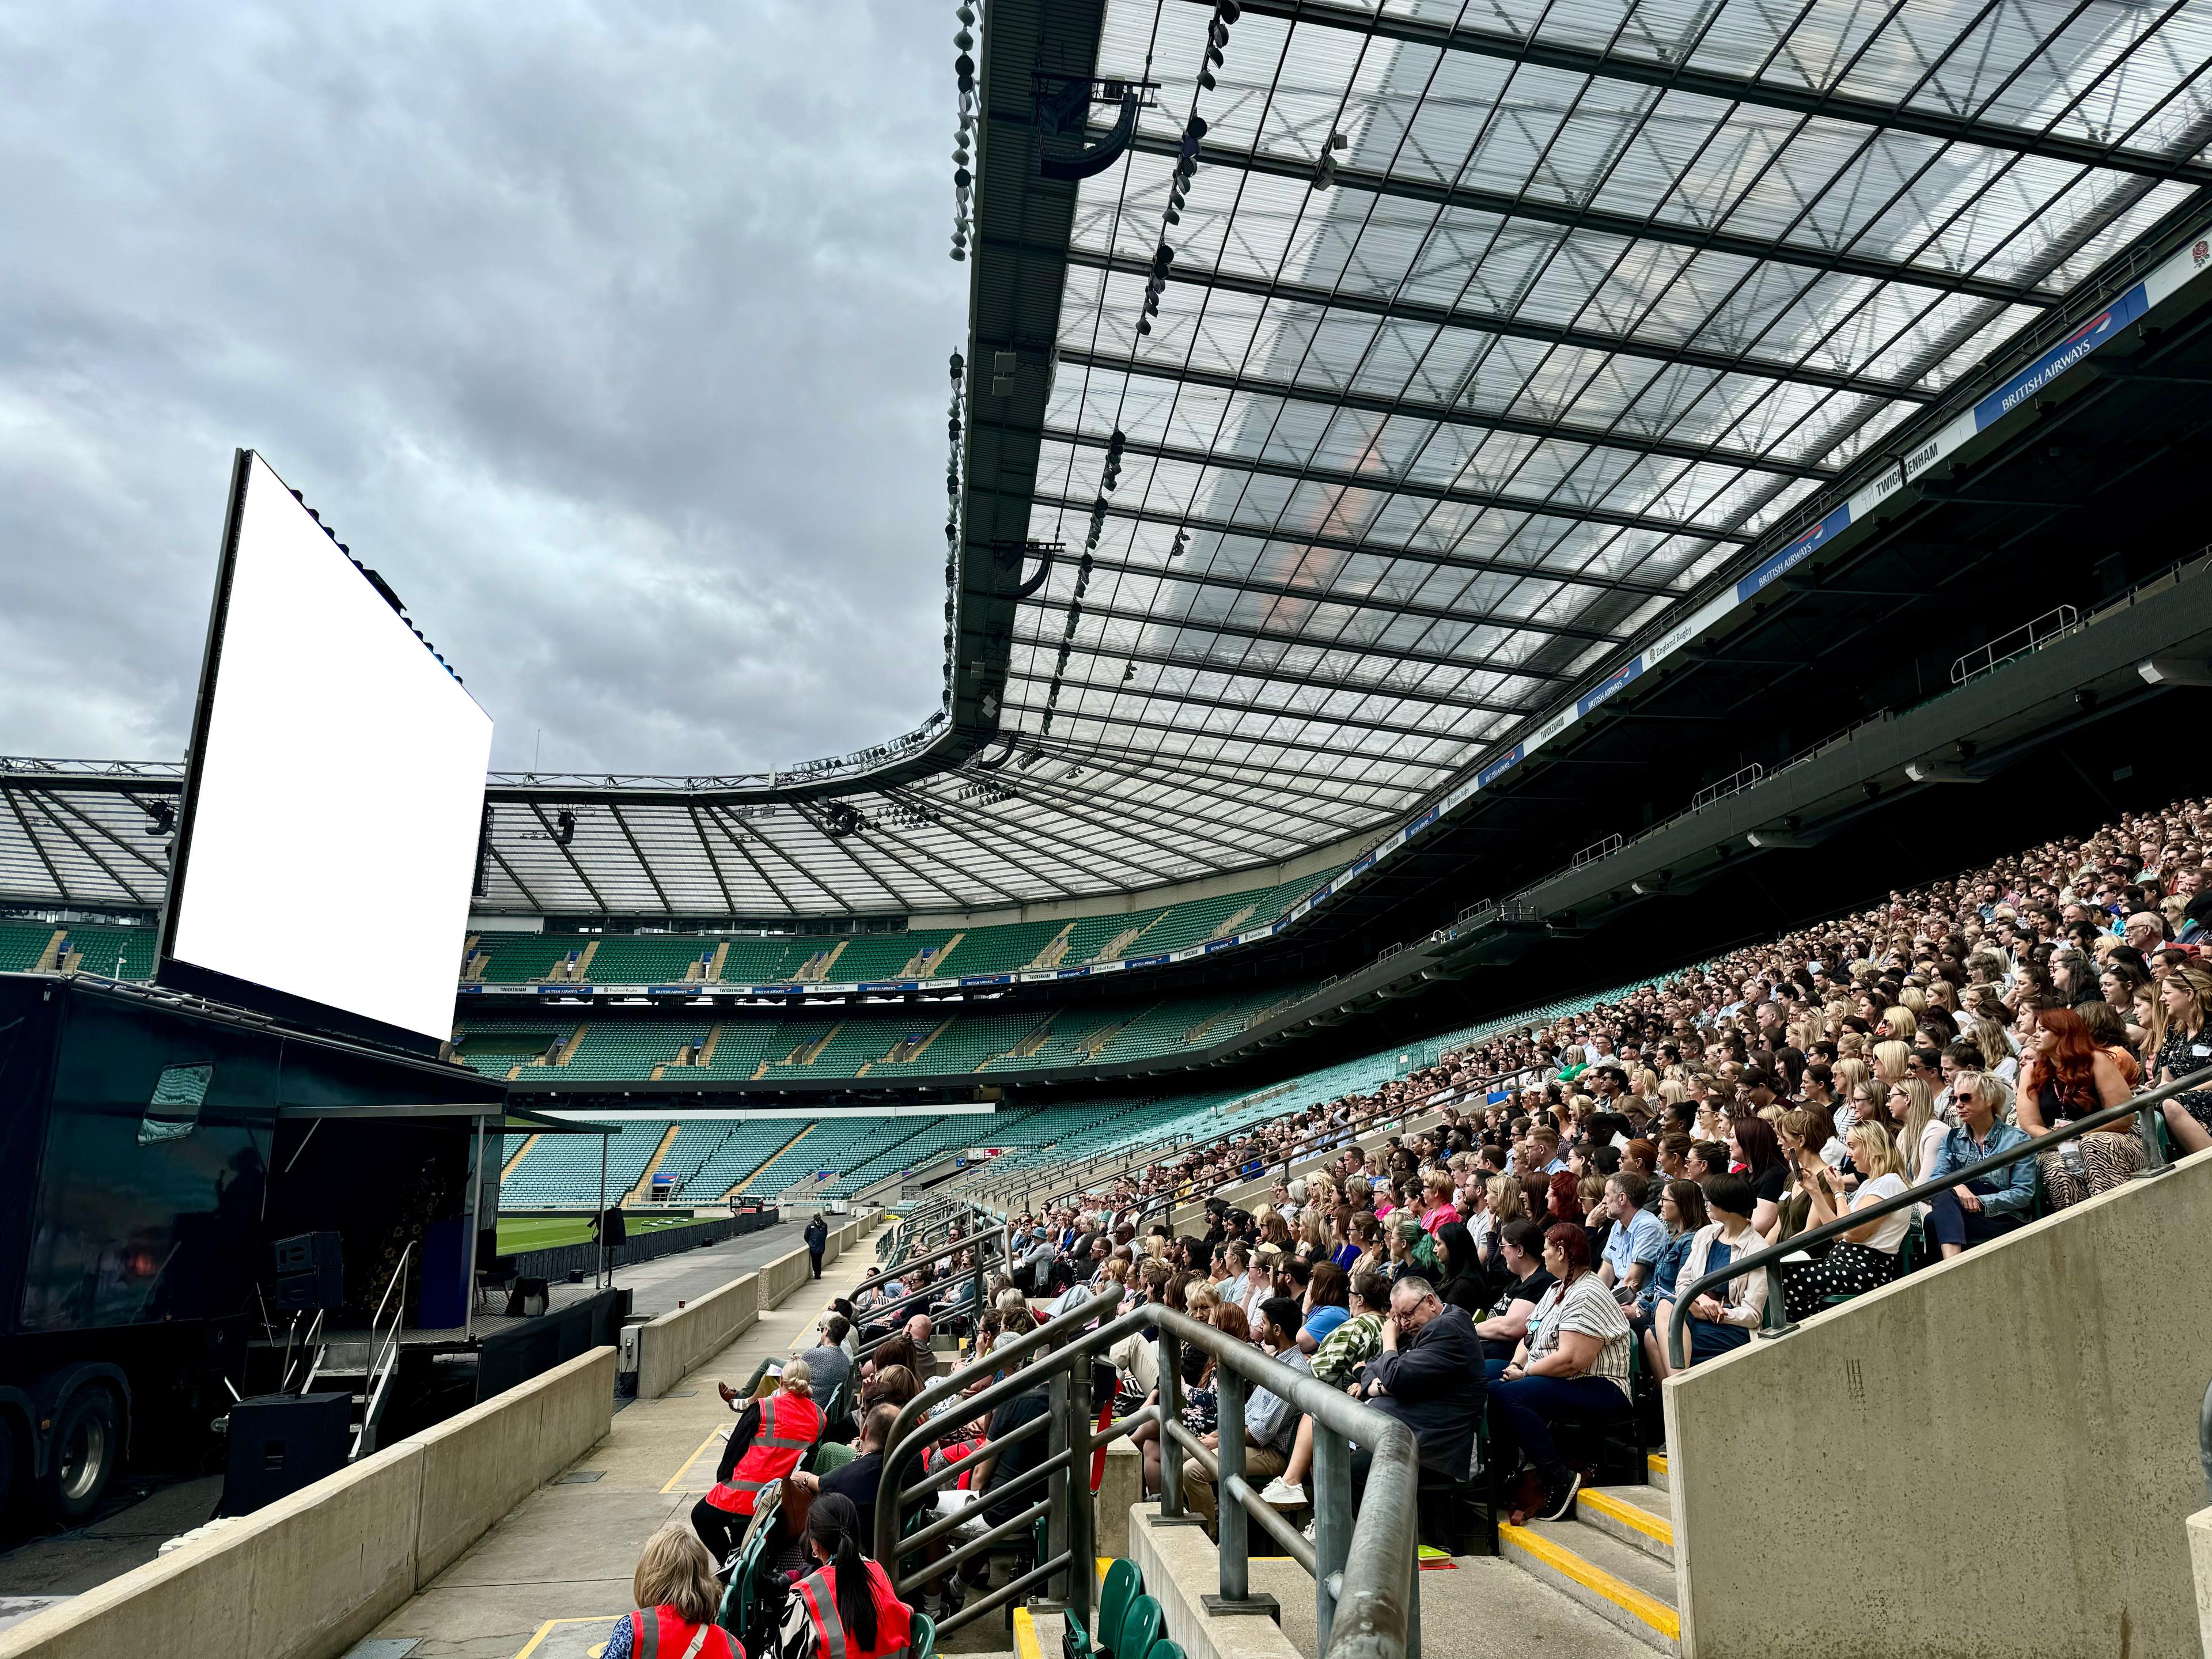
[646,797,2212,1642]
[946,796,2212,1529]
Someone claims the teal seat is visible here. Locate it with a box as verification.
[1096,1558,1141,1658]
[907,1611,937,1659]
[1146,1642,1185,1659]
[1118,1594,1164,1659]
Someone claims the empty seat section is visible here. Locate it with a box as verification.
[453,1025,568,1075]
[471,931,575,981]
[0,923,55,972]
[581,937,712,982]
[498,1119,668,1206]
[938,919,1067,975]
[558,1021,712,1079]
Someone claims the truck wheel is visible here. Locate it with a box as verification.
[39,1387,119,1525]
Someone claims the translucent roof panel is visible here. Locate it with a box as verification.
[1003,0,2210,884]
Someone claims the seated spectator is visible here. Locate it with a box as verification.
[789,1402,898,1551]
[1780,1124,1911,1320]
[694,1359,820,1566]
[1431,1219,1487,1315]
[797,1315,854,1428]
[773,1493,915,1659]
[1489,1224,1634,1521]
[1472,1174,1526,1274]
[1729,1116,1787,1234]
[1925,1073,2036,1257]
[1298,1259,1352,1350]
[1346,1275,1485,1492]
[1595,1171,1664,1305]
[1629,1179,1706,1362]
[1649,1173,1767,1380]
[604,1525,740,1659]
[2017,1006,2142,1204]
[2145,961,2212,1156]
[1473,1217,1554,1362]
[1184,1297,1305,1530]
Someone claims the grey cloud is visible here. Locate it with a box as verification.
[0,0,966,773]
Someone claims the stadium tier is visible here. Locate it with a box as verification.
[454,863,1341,988]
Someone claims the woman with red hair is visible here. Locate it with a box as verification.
[2016,1006,2138,1206]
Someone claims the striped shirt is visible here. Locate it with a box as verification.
[1527,1272,1633,1403]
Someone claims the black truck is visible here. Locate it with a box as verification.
[0,972,510,1527]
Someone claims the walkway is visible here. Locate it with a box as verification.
[364,1225,886,1659]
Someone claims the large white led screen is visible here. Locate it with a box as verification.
[165,452,493,1043]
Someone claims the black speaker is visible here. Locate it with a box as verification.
[270,1231,343,1311]
[221,1392,352,1516]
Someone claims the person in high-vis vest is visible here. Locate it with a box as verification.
[692,1360,822,1565]
[770,1493,914,1659]
[603,1523,743,1659]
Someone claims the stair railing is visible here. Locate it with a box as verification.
[354,1243,412,1458]
[875,1286,1421,1659]
[1668,1062,2212,1372]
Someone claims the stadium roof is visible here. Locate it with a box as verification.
[9,0,2212,920]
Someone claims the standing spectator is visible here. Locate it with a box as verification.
[805,1211,830,1279]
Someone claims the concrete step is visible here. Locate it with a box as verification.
[1575,1482,1673,1565]
[1646,1451,1669,1491]
[1500,1513,1679,1655]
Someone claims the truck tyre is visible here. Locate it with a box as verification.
[39,1386,119,1525]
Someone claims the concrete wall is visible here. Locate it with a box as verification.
[1127,1507,1301,1659]
[634,1213,874,1400]
[1665,1147,2212,1659]
[408,1346,617,1580]
[637,1271,760,1401]
[0,1346,620,1659]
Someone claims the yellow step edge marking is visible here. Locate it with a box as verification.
[1579,1487,1673,1546]
[660,1427,725,1494]
[1648,1452,1669,1478]
[1499,1523,1680,1641]
[512,1615,622,1659]
[1013,1605,1042,1659]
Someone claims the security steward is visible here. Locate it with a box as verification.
[604,1524,741,1659]
[692,1359,821,1563]
[776,1493,913,1659]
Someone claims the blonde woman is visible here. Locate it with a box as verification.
[1870,1040,1914,1087]
[1887,1077,1942,1183]
[1831,1058,1872,1111]
[1779,1123,1911,1319]
[2146,962,2212,1155]
[608,1525,739,1659]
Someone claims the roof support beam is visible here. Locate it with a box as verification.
[1059,347,1837,480]
[1030,490,1683,598]
[1127,128,2050,308]
[1196,0,2212,192]
[997,675,1468,760]
[1037,425,1754,544]
[1064,552,1627,644]
[1012,628,1529,714]
[1030,588,1595,675]
[1052,242,1933,403]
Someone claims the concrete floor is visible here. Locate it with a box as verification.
[0,1221,810,1610]
[362,1225,884,1659]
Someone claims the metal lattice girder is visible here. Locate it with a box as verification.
[1028,492,1684,599]
[1054,244,1937,403]
[1200,0,2212,191]
[995,679,1474,756]
[1007,628,1533,713]
[1056,346,1840,480]
[1039,423,1758,544]
[1056,551,1629,645]
[1121,128,2056,308]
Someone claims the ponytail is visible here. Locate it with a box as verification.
[805,1492,877,1650]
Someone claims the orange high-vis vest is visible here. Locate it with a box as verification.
[623,1605,742,1659]
[795,1558,913,1659]
[704,1392,822,1514]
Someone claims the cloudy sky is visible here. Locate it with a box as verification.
[0,1,965,775]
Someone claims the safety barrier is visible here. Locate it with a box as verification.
[0,1347,617,1659]
[874,1287,1419,1659]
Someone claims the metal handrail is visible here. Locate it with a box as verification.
[355,1243,411,1458]
[1949,603,2081,685]
[1668,1063,2212,1370]
[875,1289,1420,1659]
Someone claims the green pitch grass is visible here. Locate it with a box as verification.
[496,1214,700,1253]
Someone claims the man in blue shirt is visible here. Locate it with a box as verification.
[1924,1075,2036,1254]
[1597,1172,1666,1305]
